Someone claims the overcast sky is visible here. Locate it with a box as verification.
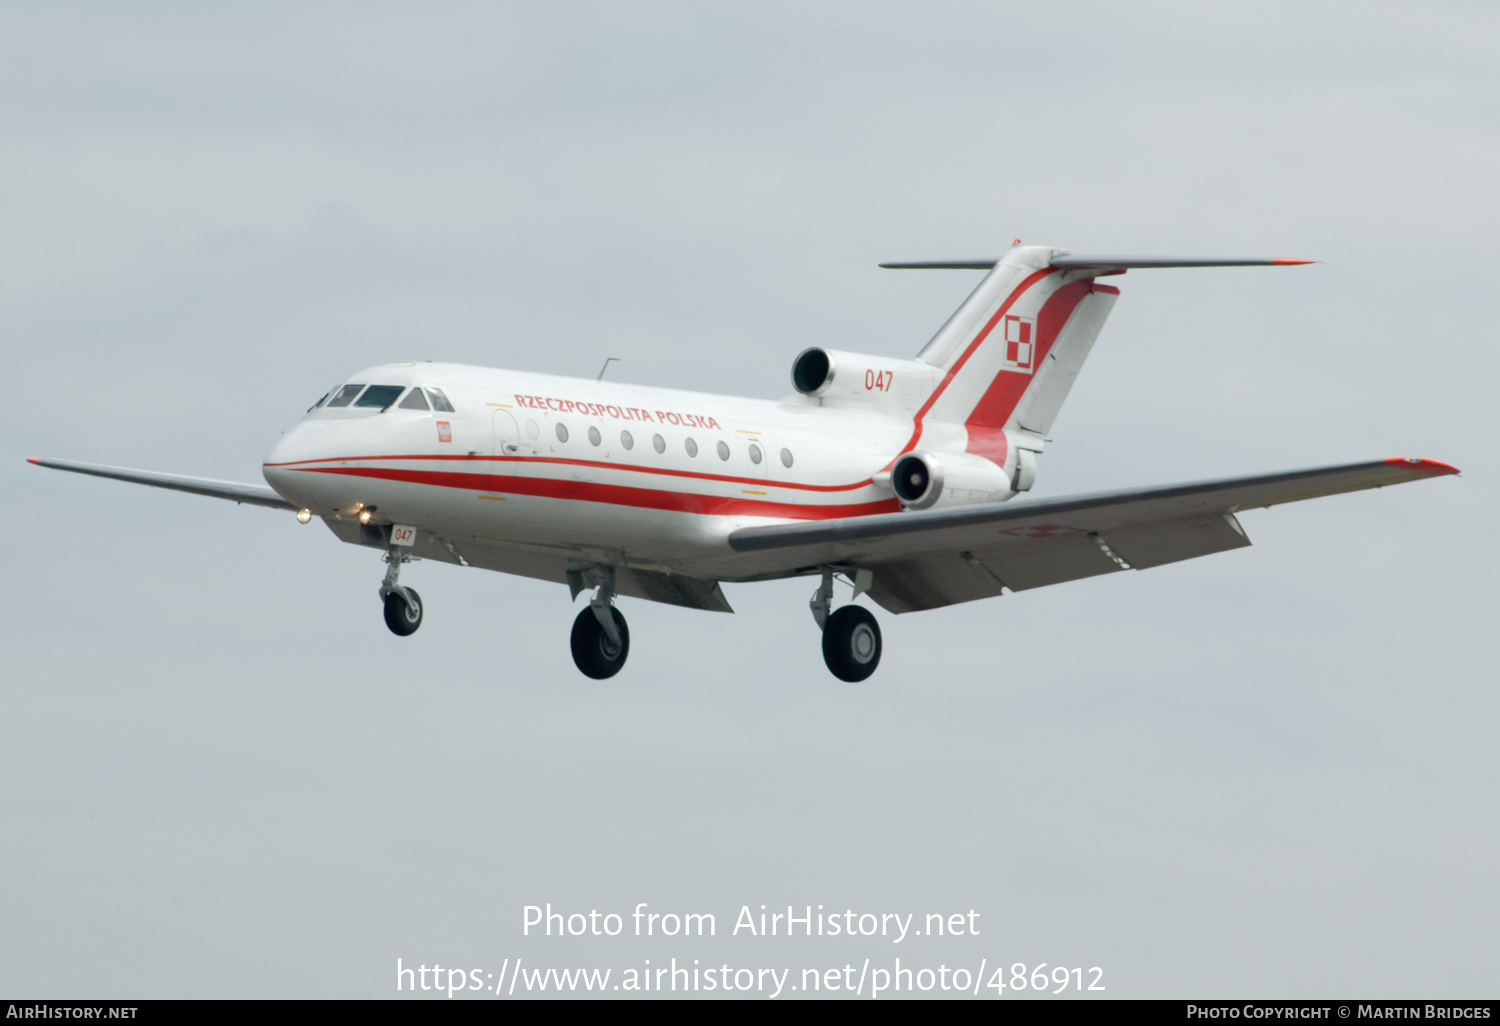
[3,1,1496,999]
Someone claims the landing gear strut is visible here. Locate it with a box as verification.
[812,568,882,682]
[380,547,423,636]
[568,565,630,679]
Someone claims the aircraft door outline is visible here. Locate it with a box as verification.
[490,409,521,478]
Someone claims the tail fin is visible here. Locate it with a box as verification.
[896,246,1311,458]
[912,245,1118,451]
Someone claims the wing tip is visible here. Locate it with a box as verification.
[1385,457,1460,476]
[1272,258,1318,265]
[26,457,39,464]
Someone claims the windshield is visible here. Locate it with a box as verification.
[354,385,406,409]
[325,383,366,408]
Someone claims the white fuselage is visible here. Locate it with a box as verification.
[261,361,1009,585]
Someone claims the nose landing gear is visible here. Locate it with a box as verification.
[383,588,424,635]
[379,546,423,636]
[811,568,882,682]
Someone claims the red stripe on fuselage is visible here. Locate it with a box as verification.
[264,452,874,493]
[296,464,899,520]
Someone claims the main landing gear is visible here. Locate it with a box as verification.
[811,569,882,682]
[375,550,871,683]
[568,566,630,679]
[380,546,423,636]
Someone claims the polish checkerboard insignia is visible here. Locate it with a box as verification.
[1002,314,1035,372]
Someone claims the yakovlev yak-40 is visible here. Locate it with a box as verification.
[30,244,1459,680]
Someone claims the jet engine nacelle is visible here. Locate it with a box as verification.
[791,347,940,409]
[889,449,1016,511]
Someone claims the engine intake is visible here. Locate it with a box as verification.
[890,449,1017,511]
[892,452,944,510]
[791,348,835,396]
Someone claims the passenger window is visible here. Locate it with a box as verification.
[781,448,794,468]
[425,387,456,412]
[555,422,569,442]
[652,434,666,454]
[398,388,430,410]
[326,384,365,408]
[354,384,405,409]
[588,426,601,446]
[749,444,762,465]
[684,438,698,458]
[716,440,730,461]
[621,430,634,450]
[526,419,540,439]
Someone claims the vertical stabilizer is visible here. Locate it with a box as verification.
[910,244,1119,461]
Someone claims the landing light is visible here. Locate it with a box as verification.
[297,508,312,524]
[358,509,373,525]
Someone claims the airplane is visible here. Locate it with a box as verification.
[28,243,1459,681]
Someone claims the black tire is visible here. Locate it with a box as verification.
[570,606,630,679]
[821,605,881,682]
[383,588,423,636]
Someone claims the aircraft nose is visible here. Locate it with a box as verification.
[262,421,332,508]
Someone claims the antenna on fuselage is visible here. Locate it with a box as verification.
[596,357,621,381]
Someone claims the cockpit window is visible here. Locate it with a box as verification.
[425,387,456,412]
[326,383,366,408]
[398,388,430,410]
[307,389,333,412]
[354,384,406,409]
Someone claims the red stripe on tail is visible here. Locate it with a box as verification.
[962,277,1095,461]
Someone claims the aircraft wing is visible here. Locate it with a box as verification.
[728,458,1459,613]
[27,457,296,511]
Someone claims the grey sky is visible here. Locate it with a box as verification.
[3,1,1496,998]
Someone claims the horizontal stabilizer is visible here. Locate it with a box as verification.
[881,256,1315,271]
[1051,255,1315,272]
[878,260,1001,270]
[27,457,296,510]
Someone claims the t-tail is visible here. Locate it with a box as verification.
[881,245,1314,489]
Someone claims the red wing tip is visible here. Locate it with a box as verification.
[1385,457,1460,476]
[26,457,40,464]
[1272,258,1317,265]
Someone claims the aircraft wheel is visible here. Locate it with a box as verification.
[383,588,423,636]
[571,606,630,679]
[822,605,881,682]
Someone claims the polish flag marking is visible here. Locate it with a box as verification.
[1002,315,1035,373]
